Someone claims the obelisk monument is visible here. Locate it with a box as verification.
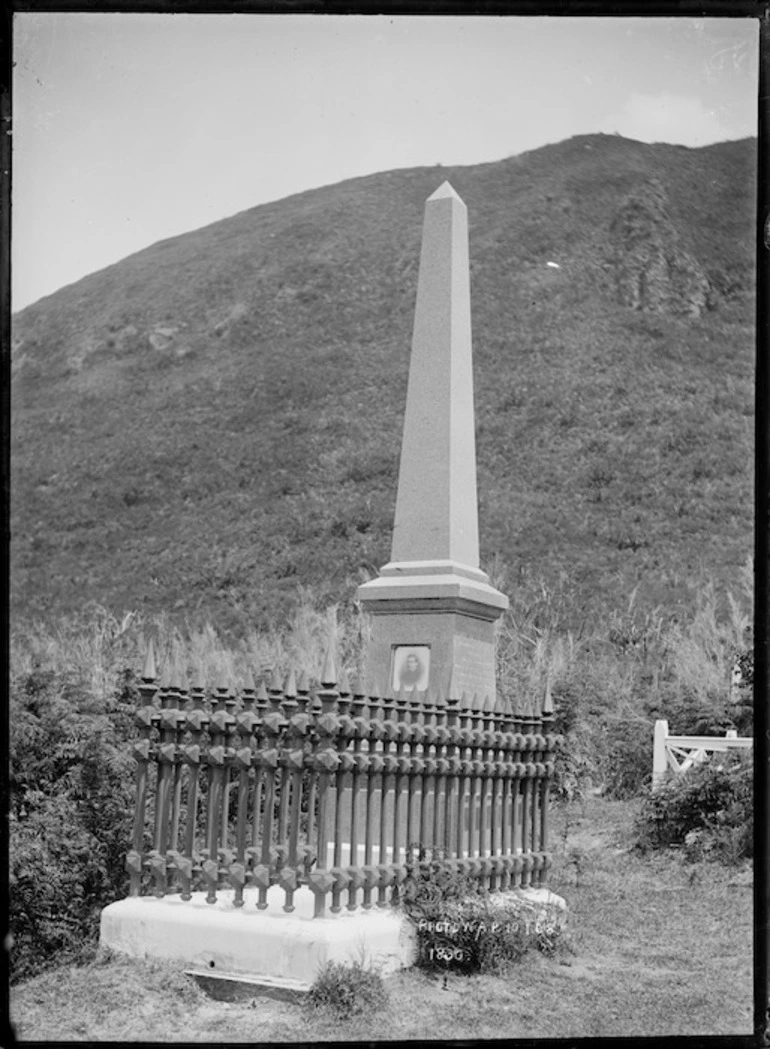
[357,182,508,702]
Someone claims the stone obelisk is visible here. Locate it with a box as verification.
[357,182,508,702]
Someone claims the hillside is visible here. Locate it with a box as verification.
[11,134,756,637]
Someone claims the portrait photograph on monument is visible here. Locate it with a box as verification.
[8,8,762,1044]
[392,646,431,692]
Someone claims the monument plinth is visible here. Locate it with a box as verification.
[357,182,508,701]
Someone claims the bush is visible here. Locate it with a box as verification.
[635,752,752,864]
[9,666,138,983]
[398,846,564,975]
[601,718,653,800]
[306,961,388,1020]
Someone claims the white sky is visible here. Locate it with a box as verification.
[12,13,759,312]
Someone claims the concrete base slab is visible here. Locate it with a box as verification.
[100,886,416,989]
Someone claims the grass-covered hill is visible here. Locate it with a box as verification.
[11,133,756,636]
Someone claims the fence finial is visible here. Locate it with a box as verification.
[321,648,337,688]
[542,673,554,717]
[142,639,157,682]
[284,668,297,698]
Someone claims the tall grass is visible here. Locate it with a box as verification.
[11,561,753,764]
[11,595,370,696]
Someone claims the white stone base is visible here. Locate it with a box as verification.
[487,887,569,926]
[99,886,416,991]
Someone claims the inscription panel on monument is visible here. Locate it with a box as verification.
[391,645,431,692]
[452,633,495,700]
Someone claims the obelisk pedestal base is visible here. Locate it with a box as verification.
[357,561,508,702]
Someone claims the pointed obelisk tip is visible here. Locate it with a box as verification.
[427,180,465,204]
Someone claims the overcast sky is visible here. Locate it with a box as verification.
[12,13,758,312]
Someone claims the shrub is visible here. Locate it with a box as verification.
[398,846,564,975]
[306,961,388,1020]
[9,665,138,983]
[601,717,653,800]
[635,752,753,864]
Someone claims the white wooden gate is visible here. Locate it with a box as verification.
[652,719,753,790]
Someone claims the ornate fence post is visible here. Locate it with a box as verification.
[279,669,313,913]
[308,653,340,918]
[201,678,229,904]
[537,681,556,887]
[166,674,191,896]
[443,693,461,868]
[253,672,284,910]
[149,671,177,897]
[362,688,384,910]
[418,694,437,852]
[178,668,207,900]
[127,642,159,896]
[496,695,516,892]
[346,677,369,911]
[329,673,354,914]
[432,691,448,857]
[229,670,257,908]
[297,674,317,878]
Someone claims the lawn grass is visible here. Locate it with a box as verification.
[9,796,752,1042]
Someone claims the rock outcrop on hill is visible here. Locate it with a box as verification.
[609,178,710,317]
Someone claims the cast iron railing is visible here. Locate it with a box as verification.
[127,643,560,916]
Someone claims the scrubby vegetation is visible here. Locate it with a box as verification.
[635,752,753,865]
[398,845,565,975]
[306,961,389,1020]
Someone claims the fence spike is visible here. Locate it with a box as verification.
[191,664,205,692]
[321,649,337,688]
[142,639,157,682]
[542,673,554,716]
[297,669,310,694]
[270,667,283,692]
[243,666,257,694]
[482,693,495,713]
[256,678,269,704]
[284,668,298,698]
[338,669,352,696]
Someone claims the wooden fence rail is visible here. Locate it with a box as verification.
[126,644,560,916]
[651,718,753,791]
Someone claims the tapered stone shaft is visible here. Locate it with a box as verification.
[391,181,479,569]
[357,182,508,704]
